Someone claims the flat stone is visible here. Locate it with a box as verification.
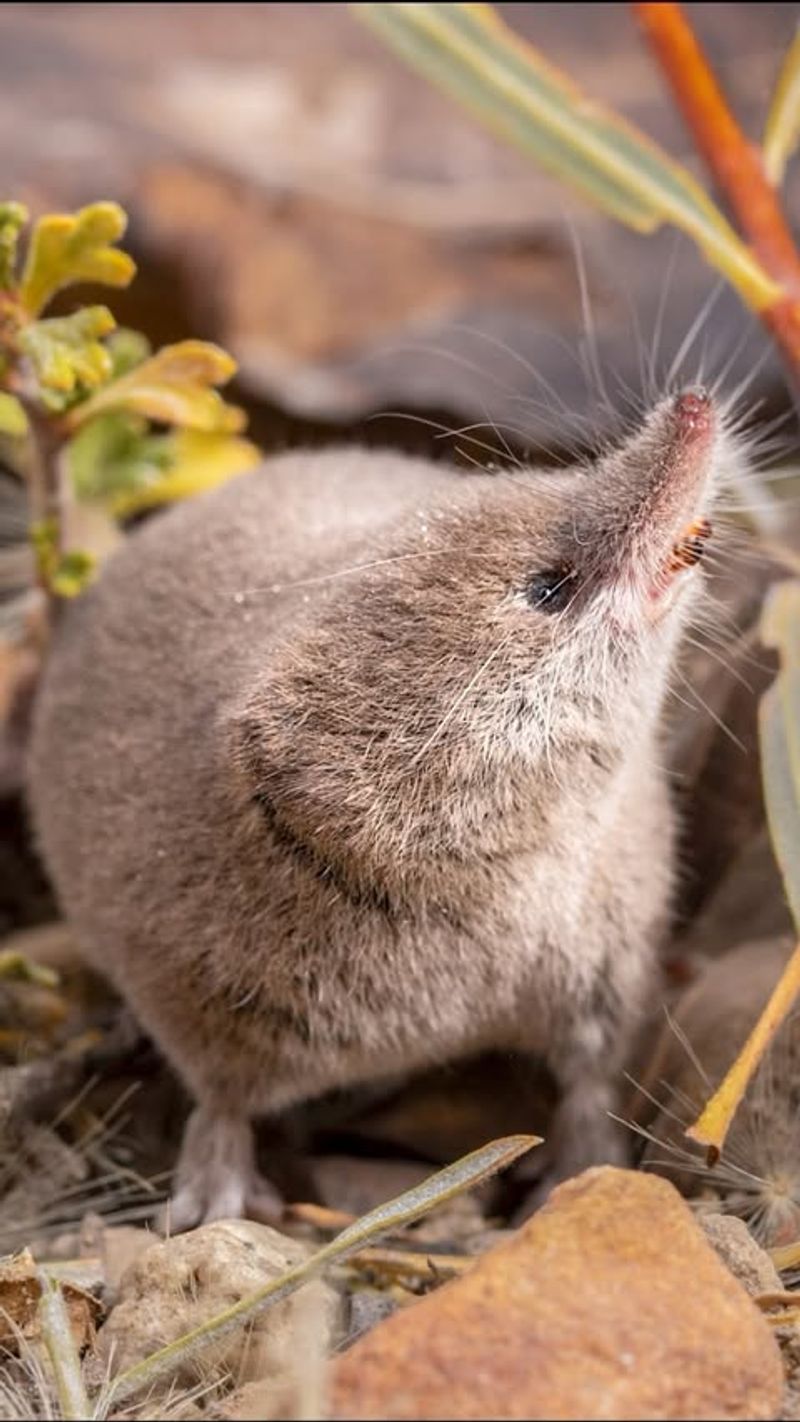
[328,1166,784,1421]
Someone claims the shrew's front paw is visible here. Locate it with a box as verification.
[159,1106,283,1233]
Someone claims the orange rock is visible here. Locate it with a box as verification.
[328,1167,784,1421]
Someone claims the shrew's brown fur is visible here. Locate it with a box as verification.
[26,392,730,1225]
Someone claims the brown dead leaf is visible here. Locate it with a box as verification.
[0,1247,101,1351]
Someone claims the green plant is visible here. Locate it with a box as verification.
[0,201,260,609]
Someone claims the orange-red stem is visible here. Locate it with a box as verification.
[633,2,800,294]
[633,2,800,393]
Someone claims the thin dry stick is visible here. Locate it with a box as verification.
[686,939,800,1162]
[633,1,800,382]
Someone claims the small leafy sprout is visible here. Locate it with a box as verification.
[0,200,260,609]
[18,202,135,317]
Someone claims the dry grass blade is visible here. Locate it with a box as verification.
[771,1238,800,1271]
[344,1245,474,1285]
[106,1133,540,1408]
[685,940,800,1163]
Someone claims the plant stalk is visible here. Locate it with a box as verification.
[633,1,800,386]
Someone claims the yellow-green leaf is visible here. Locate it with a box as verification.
[0,949,58,987]
[0,201,28,292]
[353,2,780,311]
[760,578,800,930]
[66,411,169,503]
[109,429,262,518]
[20,307,116,408]
[64,340,245,434]
[49,549,96,599]
[109,1133,540,1406]
[29,521,94,598]
[19,202,135,317]
[106,326,151,378]
[763,26,800,187]
[683,579,800,1163]
[0,392,28,437]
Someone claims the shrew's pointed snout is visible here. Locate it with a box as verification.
[674,385,711,425]
[590,386,720,612]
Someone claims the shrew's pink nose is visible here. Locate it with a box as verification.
[673,386,713,437]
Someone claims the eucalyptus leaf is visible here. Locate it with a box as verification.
[354,2,780,311]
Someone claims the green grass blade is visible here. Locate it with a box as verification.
[37,1273,91,1422]
[108,1132,540,1407]
[353,2,780,311]
[763,25,800,187]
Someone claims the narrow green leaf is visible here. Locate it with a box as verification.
[763,26,800,187]
[0,392,28,437]
[760,579,800,932]
[66,340,245,434]
[0,201,27,292]
[353,2,780,311]
[19,202,135,317]
[36,1273,90,1422]
[108,1133,540,1406]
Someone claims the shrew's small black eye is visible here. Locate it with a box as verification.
[524,567,576,613]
